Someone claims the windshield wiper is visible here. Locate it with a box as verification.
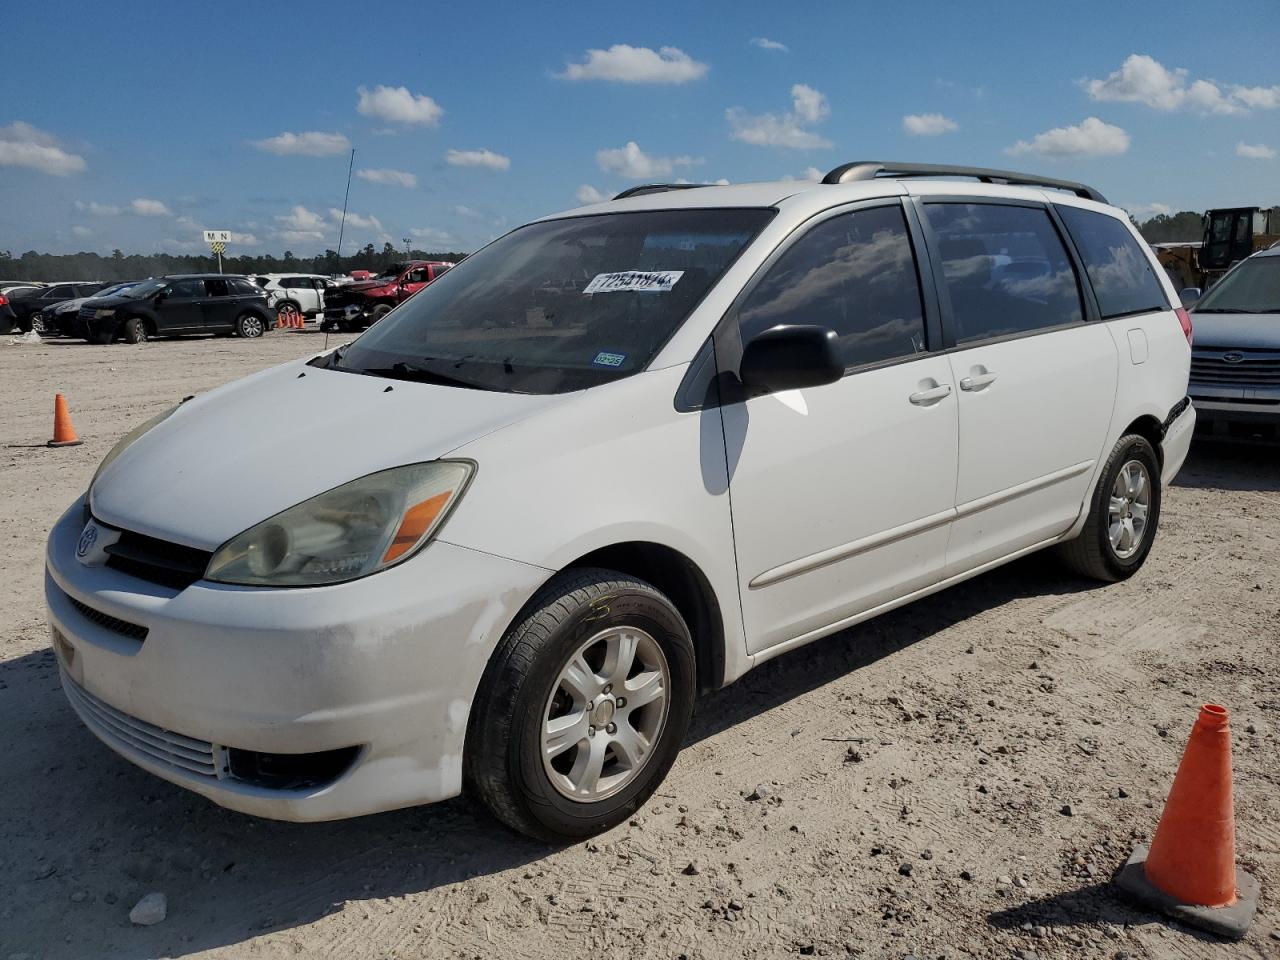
[1195,308,1259,314]
[358,361,492,391]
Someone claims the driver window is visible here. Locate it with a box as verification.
[169,279,205,298]
[737,204,928,370]
[407,269,428,284]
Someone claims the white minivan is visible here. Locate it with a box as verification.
[46,162,1194,840]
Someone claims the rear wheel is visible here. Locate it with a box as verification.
[465,569,695,842]
[276,301,301,327]
[122,317,147,344]
[1057,434,1161,581]
[236,313,265,339]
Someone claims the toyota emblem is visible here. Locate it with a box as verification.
[76,522,99,559]
[1222,352,1245,363]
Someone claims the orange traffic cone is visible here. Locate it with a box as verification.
[1114,704,1259,939]
[47,394,83,447]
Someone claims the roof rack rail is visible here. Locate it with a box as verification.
[820,161,1107,204]
[612,183,711,201]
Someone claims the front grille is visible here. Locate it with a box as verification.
[78,305,95,321]
[62,675,226,780]
[67,594,148,643]
[102,525,213,590]
[1191,347,1280,387]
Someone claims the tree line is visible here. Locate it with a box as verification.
[0,242,469,283]
[0,213,1213,282]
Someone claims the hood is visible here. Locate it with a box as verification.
[54,296,90,314]
[90,357,566,550]
[1190,311,1280,350]
[87,292,148,310]
[340,278,396,294]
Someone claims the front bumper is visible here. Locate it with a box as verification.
[1188,386,1280,440]
[45,499,549,821]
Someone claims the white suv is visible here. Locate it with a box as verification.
[46,162,1194,840]
[252,273,332,324]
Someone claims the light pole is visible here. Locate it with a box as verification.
[403,237,412,256]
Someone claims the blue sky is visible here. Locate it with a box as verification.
[2,0,1278,257]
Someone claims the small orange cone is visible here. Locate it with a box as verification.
[47,394,83,447]
[1114,704,1259,939]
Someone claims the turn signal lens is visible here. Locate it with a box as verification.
[382,491,453,564]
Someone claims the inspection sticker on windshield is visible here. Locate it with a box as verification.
[583,270,684,294]
[592,351,627,367]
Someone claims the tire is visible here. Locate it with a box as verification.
[122,317,147,344]
[370,303,392,324]
[276,301,301,327]
[1057,434,1162,582]
[235,313,265,339]
[465,568,696,842]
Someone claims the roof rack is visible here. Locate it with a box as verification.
[820,161,1107,204]
[612,183,711,201]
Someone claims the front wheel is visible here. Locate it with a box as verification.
[1057,434,1162,582]
[465,569,696,842]
[235,313,265,339]
[121,317,147,344]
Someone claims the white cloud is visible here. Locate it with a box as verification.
[274,205,328,243]
[575,184,608,204]
[252,131,351,156]
[1122,202,1173,220]
[782,166,824,182]
[1231,85,1280,110]
[71,225,92,238]
[596,141,702,179]
[453,204,482,217]
[410,226,453,245]
[227,231,260,246]
[357,167,417,188]
[790,84,829,124]
[1237,142,1277,160]
[1006,117,1130,158]
[356,85,444,126]
[903,113,958,136]
[727,84,833,149]
[329,208,385,233]
[0,121,86,176]
[445,148,511,171]
[130,198,171,217]
[1081,54,1279,115]
[751,37,789,53]
[558,44,708,84]
[76,200,121,216]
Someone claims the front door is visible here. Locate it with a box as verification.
[915,200,1118,575]
[156,278,206,332]
[198,277,237,331]
[720,201,959,654]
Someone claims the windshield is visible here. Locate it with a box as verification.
[1195,257,1280,313]
[120,278,168,299]
[327,208,773,393]
[376,262,410,280]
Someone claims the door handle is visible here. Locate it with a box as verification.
[908,383,953,406]
[959,372,997,392]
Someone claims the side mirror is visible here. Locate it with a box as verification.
[739,324,844,395]
[1178,287,1202,308]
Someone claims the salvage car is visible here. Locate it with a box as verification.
[34,281,141,337]
[77,275,275,343]
[4,281,106,333]
[252,273,333,326]
[1185,243,1280,441]
[320,260,452,331]
[47,163,1194,840]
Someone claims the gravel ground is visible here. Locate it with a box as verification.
[1,332,1276,960]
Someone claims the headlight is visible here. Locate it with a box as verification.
[94,308,116,319]
[89,405,179,491]
[205,461,473,587]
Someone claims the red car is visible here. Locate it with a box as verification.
[321,261,453,331]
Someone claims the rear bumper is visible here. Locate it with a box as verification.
[1160,401,1195,485]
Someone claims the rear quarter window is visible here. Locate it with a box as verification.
[1057,206,1169,319]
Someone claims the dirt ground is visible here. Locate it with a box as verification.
[0,332,1276,960]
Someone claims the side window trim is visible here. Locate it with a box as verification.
[711,196,937,383]
[909,195,1092,351]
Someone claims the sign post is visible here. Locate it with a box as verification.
[203,230,231,273]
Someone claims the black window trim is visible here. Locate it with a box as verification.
[1052,202,1171,321]
[909,195,1097,352]
[709,195,941,390]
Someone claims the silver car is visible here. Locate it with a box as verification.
[1187,244,1280,441]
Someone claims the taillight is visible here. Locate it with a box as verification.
[0,294,7,307]
[1175,307,1193,346]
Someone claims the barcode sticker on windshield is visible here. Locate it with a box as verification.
[583,270,684,294]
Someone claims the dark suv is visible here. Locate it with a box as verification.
[77,275,276,343]
[3,282,107,333]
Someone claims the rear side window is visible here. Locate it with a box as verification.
[1057,206,1169,319]
[229,278,259,296]
[924,203,1083,344]
[737,204,927,369]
